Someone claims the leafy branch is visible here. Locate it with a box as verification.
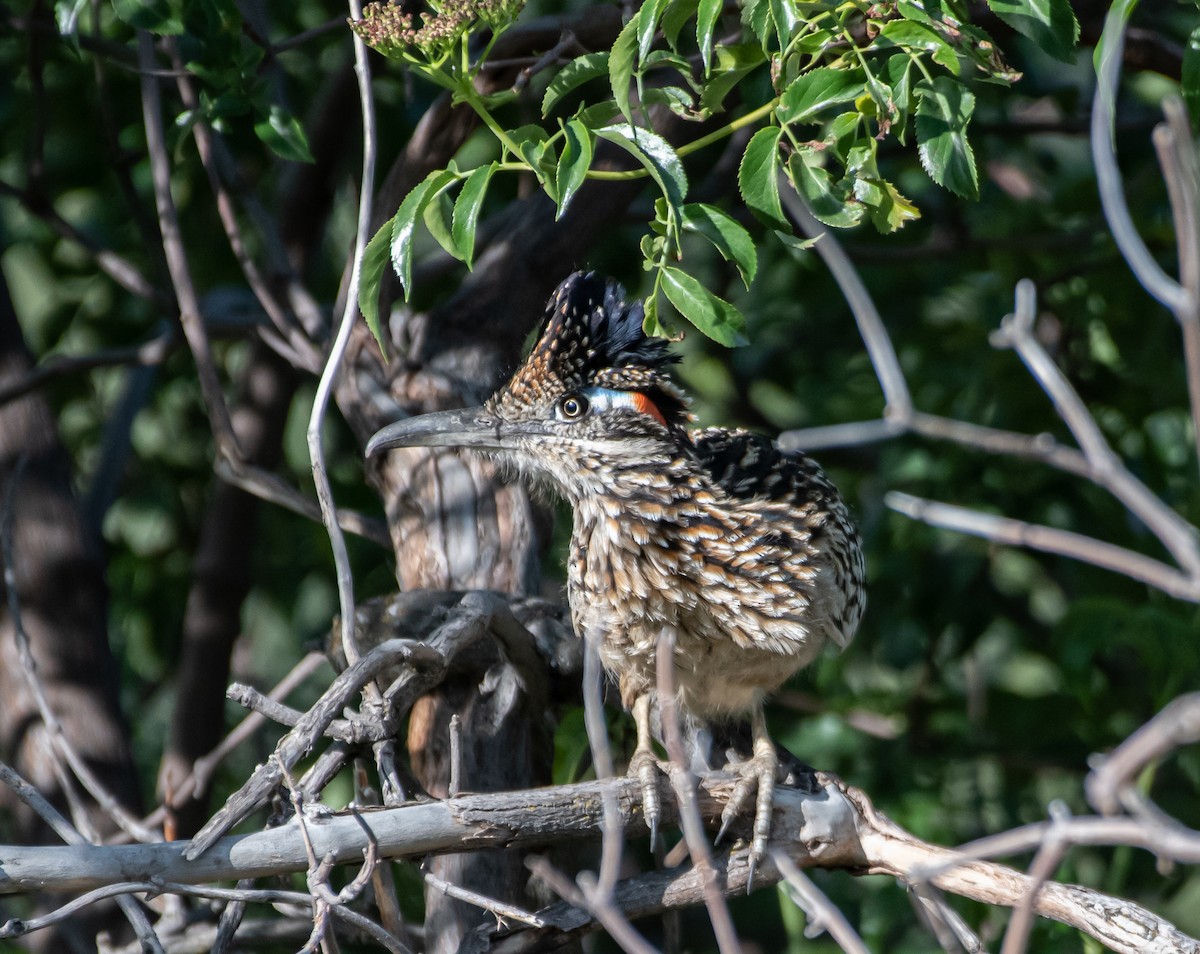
[352,0,1078,351]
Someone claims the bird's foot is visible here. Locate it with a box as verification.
[628,747,664,848]
[716,742,781,890]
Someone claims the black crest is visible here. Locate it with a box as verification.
[500,272,688,426]
[539,271,677,378]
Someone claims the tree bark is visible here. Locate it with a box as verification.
[158,341,299,836]
[0,269,140,952]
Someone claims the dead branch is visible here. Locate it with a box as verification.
[3,772,1195,954]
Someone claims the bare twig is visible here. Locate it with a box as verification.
[448,713,463,797]
[773,851,870,954]
[136,32,240,460]
[214,457,390,547]
[907,883,982,953]
[225,683,392,744]
[1152,97,1200,475]
[424,866,548,928]
[655,631,743,954]
[187,591,499,858]
[527,856,661,954]
[0,178,163,304]
[990,281,1113,467]
[993,280,1200,578]
[1091,4,1188,314]
[3,880,410,954]
[581,637,626,898]
[307,0,376,694]
[186,634,446,859]
[1086,692,1200,817]
[144,652,329,828]
[884,491,1200,600]
[0,324,176,409]
[170,49,323,373]
[784,189,912,418]
[0,760,163,951]
[0,760,84,849]
[999,801,1071,954]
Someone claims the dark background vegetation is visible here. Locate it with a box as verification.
[1,0,1199,950]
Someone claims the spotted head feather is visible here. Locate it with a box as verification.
[495,271,689,427]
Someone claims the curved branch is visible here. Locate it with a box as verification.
[1092,4,1188,314]
[782,189,912,419]
[3,772,1195,954]
[885,490,1200,601]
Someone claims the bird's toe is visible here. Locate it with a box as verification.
[628,748,664,847]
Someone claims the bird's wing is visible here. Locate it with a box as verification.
[689,427,840,508]
[691,427,865,650]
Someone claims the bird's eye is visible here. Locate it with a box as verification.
[558,393,589,420]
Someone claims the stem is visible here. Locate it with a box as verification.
[456,80,525,158]
[586,97,780,182]
[678,97,779,157]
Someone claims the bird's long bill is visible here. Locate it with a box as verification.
[365,407,511,457]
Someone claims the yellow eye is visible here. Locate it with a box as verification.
[559,393,589,419]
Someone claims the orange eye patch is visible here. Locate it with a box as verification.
[579,387,667,426]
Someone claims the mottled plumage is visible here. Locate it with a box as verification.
[367,272,866,870]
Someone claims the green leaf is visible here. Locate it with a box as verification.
[642,86,697,118]
[986,0,1079,62]
[390,171,453,298]
[510,125,556,191]
[642,286,670,337]
[915,76,978,199]
[699,44,766,116]
[556,120,594,218]
[854,175,921,232]
[452,163,495,267]
[768,0,800,49]
[542,52,609,116]
[786,150,864,228]
[877,20,958,67]
[660,266,747,346]
[1184,27,1200,126]
[610,16,639,123]
[661,0,699,49]
[112,0,183,33]
[680,203,757,286]
[574,102,625,129]
[637,0,670,62]
[738,126,787,230]
[773,230,821,253]
[777,67,863,125]
[742,0,772,47]
[882,53,914,143]
[595,123,688,211]
[642,49,699,84]
[1092,0,1137,77]
[253,105,315,163]
[793,27,834,56]
[358,221,394,356]
[423,189,457,258]
[696,0,722,73]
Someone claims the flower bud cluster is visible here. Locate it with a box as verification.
[351,0,525,60]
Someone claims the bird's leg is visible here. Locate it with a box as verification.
[717,702,779,887]
[628,693,662,846]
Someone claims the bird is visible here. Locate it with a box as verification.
[366,271,865,876]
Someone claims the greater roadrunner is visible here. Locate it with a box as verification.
[367,272,866,872]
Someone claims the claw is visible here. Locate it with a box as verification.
[630,747,661,846]
[717,768,757,845]
[716,705,780,893]
[630,694,662,848]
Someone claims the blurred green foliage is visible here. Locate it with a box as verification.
[2,0,1200,951]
